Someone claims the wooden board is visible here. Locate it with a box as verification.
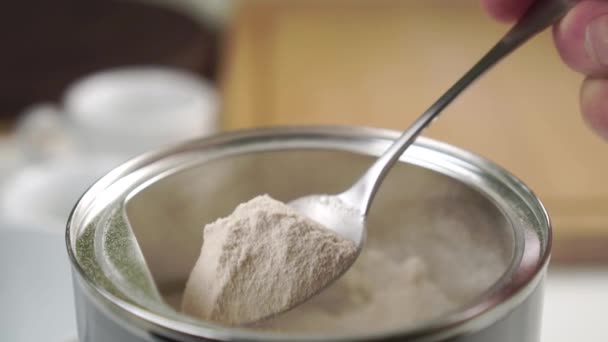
[219,0,608,264]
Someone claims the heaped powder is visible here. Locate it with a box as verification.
[181,195,358,325]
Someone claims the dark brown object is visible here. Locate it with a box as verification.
[0,0,218,124]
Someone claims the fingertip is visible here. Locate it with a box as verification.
[580,77,608,140]
[553,1,608,76]
[480,0,535,22]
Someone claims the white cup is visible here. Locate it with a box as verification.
[17,66,219,160]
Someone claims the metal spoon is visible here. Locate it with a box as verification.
[289,0,576,248]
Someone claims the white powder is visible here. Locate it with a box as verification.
[318,195,358,215]
[181,194,358,325]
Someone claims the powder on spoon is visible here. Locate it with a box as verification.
[181,194,358,325]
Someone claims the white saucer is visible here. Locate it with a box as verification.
[0,156,121,232]
[0,225,77,341]
[0,135,24,181]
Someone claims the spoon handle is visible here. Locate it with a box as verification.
[343,0,577,215]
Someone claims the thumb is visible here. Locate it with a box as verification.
[480,0,535,22]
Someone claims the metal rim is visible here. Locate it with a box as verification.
[66,126,551,341]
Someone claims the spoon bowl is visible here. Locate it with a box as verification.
[289,194,366,247]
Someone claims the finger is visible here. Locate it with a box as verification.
[553,1,608,76]
[480,0,535,22]
[580,77,608,139]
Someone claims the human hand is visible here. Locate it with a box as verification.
[481,0,608,140]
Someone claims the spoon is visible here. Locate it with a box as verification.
[289,0,576,247]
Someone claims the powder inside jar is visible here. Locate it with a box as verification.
[251,250,456,333]
[181,194,358,325]
[179,191,507,333]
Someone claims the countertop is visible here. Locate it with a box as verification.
[543,267,608,341]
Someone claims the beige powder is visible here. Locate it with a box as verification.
[181,195,358,325]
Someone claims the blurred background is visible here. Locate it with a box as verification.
[0,0,606,341]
